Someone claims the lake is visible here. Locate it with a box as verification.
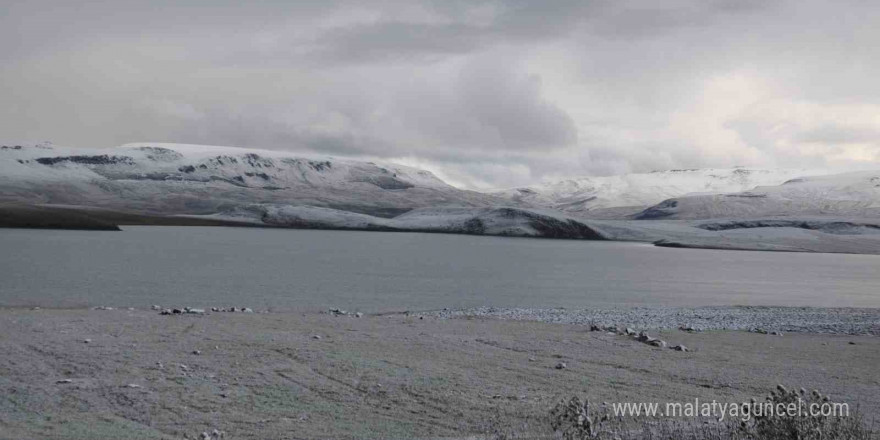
[1,226,879,311]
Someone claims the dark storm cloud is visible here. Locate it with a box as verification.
[2,0,879,188]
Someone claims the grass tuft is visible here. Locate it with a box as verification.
[544,387,875,440]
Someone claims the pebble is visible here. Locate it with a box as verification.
[312,335,322,340]
[56,379,73,384]
[671,344,689,352]
[192,350,201,355]
[555,362,567,370]
[210,306,255,313]
[419,306,880,335]
[160,306,217,315]
[83,339,91,344]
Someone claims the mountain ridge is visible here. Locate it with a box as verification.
[493,167,832,217]
[634,171,880,220]
[4,142,880,252]
[1,142,500,218]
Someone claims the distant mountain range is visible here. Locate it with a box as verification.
[0,142,840,218]
[634,171,880,220]
[0,142,499,218]
[493,167,829,217]
[2,142,879,252]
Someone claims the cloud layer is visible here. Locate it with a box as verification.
[3,0,880,188]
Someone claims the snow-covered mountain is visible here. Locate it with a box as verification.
[494,168,827,216]
[5,141,880,252]
[3,142,841,221]
[0,143,501,217]
[0,144,880,239]
[636,171,880,220]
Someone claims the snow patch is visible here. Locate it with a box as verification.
[495,167,830,215]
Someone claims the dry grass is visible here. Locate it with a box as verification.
[544,386,876,440]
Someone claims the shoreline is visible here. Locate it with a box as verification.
[417,305,880,336]
[4,203,880,256]
[7,303,880,335]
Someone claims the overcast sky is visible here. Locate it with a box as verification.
[2,0,879,188]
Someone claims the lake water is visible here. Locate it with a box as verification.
[1,226,879,311]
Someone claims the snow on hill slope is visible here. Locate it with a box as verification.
[1,142,838,221]
[0,143,501,217]
[198,202,880,252]
[196,204,605,239]
[636,171,880,220]
[495,168,826,216]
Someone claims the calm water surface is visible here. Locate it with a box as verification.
[1,226,878,311]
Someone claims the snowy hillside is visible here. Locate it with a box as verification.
[0,143,500,216]
[636,171,880,220]
[5,142,880,253]
[495,168,827,216]
[3,142,842,221]
[195,204,605,239]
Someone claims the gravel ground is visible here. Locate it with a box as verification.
[1,308,878,439]
[418,306,880,335]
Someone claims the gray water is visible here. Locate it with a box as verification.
[1,226,879,311]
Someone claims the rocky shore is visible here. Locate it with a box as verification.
[418,306,880,335]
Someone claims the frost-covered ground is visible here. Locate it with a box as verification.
[2,308,878,439]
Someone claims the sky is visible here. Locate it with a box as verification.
[2,0,880,189]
